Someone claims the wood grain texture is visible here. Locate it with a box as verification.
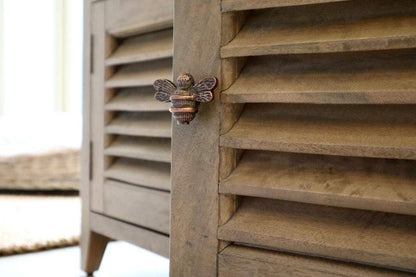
[104,157,170,191]
[221,0,348,12]
[106,29,173,66]
[222,50,416,104]
[81,1,111,273]
[218,197,416,272]
[219,245,416,277]
[220,104,416,160]
[103,180,170,234]
[105,58,172,88]
[104,135,171,163]
[105,111,171,138]
[90,0,108,213]
[221,1,416,57]
[170,0,222,276]
[105,0,173,38]
[90,212,169,258]
[105,87,170,112]
[220,150,416,215]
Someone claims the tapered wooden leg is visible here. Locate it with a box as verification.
[81,230,110,275]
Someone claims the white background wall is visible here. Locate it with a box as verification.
[1,0,83,117]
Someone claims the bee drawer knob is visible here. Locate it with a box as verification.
[153,74,217,125]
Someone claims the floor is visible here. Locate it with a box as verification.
[0,241,169,277]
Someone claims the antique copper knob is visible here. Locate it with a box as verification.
[153,74,217,125]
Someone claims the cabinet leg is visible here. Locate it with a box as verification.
[81,230,110,275]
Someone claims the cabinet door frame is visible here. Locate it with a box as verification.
[170,0,222,276]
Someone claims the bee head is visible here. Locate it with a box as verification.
[177,74,194,89]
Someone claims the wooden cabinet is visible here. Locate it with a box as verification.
[170,0,416,276]
[81,0,172,274]
[83,0,416,276]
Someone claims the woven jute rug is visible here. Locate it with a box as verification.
[0,195,81,256]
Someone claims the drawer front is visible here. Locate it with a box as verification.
[103,180,170,234]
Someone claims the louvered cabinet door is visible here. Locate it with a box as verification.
[171,0,416,276]
[81,0,172,273]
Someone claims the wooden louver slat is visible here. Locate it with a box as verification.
[104,136,171,163]
[221,0,349,12]
[221,4,416,58]
[105,0,173,38]
[218,197,416,272]
[219,245,416,277]
[220,150,416,215]
[222,50,416,104]
[106,112,171,138]
[105,87,169,112]
[220,104,416,160]
[108,18,173,39]
[104,158,170,191]
[105,58,172,88]
[217,0,416,275]
[106,29,173,66]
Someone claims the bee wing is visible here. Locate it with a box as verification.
[153,79,176,102]
[194,91,213,103]
[193,77,217,92]
[192,77,217,103]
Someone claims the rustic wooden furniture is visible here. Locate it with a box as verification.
[81,0,172,274]
[170,0,416,276]
[83,0,416,276]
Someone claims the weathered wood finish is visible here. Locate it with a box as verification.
[106,29,173,66]
[105,136,171,163]
[90,0,107,213]
[104,158,170,191]
[105,58,172,88]
[221,0,348,12]
[90,213,169,258]
[221,104,416,160]
[170,0,222,276]
[214,0,416,275]
[105,111,171,138]
[219,246,416,277]
[221,150,416,215]
[105,0,173,38]
[103,180,170,234]
[81,1,111,273]
[82,0,173,273]
[222,50,416,104]
[218,197,416,272]
[222,0,416,57]
[105,87,170,112]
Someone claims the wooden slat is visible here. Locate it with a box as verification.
[106,29,173,66]
[218,197,416,272]
[105,0,173,38]
[105,87,170,112]
[220,104,416,160]
[221,2,416,58]
[103,180,170,234]
[222,50,416,104]
[219,245,415,277]
[105,58,172,88]
[221,0,348,12]
[108,18,172,38]
[90,212,169,258]
[104,157,170,191]
[106,112,171,138]
[220,150,416,215]
[104,135,171,163]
